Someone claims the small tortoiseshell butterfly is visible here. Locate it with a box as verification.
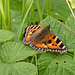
[22,25,67,54]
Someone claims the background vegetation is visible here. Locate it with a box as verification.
[0,0,75,75]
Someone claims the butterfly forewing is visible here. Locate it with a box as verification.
[22,25,42,44]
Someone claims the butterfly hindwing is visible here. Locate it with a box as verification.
[22,25,42,44]
[47,34,67,54]
[30,42,48,52]
[30,34,67,54]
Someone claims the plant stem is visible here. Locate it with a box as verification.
[7,0,11,31]
[22,0,25,21]
[47,0,51,16]
[0,11,2,29]
[35,54,38,75]
[66,0,75,19]
[0,0,7,30]
[36,0,42,20]
[55,18,75,34]
[31,3,35,25]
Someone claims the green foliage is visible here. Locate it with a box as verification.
[38,53,75,75]
[1,42,36,63]
[65,15,75,52]
[15,0,34,42]
[36,0,42,20]
[0,42,37,75]
[40,15,75,53]
[0,30,15,42]
[10,0,22,11]
[0,0,75,75]
[69,0,75,9]
[0,62,36,75]
[51,0,71,20]
[38,15,75,75]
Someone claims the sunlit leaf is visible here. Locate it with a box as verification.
[38,53,75,75]
[1,42,36,63]
[0,30,15,42]
[0,62,36,75]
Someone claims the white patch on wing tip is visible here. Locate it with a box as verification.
[62,46,66,49]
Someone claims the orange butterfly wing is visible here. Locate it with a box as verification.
[30,34,67,54]
[47,34,67,53]
[22,25,67,54]
[22,25,42,44]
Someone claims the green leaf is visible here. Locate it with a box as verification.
[1,42,36,63]
[38,53,75,75]
[11,10,22,33]
[38,15,75,75]
[73,52,75,60]
[65,15,75,52]
[65,15,75,32]
[69,0,75,9]
[0,30,15,42]
[39,15,75,53]
[0,58,3,64]
[0,62,36,75]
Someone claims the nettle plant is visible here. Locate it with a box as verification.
[0,0,75,75]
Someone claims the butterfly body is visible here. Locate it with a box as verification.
[22,25,67,54]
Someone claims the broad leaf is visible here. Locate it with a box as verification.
[65,15,75,32]
[0,62,36,75]
[38,15,75,75]
[11,10,22,34]
[0,58,3,64]
[39,15,75,53]
[38,53,75,75]
[1,42,36,63]
[0,30,15,42]
[65,15,75,52]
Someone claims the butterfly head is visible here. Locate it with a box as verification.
[47,24,50,28]
[45,24,50,31]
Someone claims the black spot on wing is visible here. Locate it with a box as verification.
[52,35,56,39]
[32,30,36,33]
[59,43,64,48]
[56,38,61,44]
[48,40,52,44]
[52,44,54,46]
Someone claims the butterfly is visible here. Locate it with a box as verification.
[22,25,67,54]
